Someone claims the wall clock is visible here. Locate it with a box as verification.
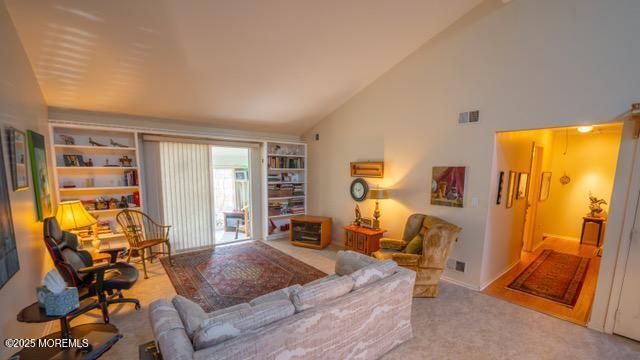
[350,178,369,202]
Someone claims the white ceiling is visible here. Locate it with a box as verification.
[6,0,481,134]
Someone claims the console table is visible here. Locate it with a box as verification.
[344,225,385,256]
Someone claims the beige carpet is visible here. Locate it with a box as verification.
[61,239,640,359]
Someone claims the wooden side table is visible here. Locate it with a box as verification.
[290,216,332,249]
[581,216,607,246]
[344,225,385,256]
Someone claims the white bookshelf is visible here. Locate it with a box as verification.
[49,123,145,249]
[264,141,307,240]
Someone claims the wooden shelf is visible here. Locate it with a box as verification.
[268,196,305,200]
[88,207,140,214]
[54,144,136,152]
[267,181,305,185]
[268,154,305,158]
[57,166,138,171]
[269,213,305,219]
[59,186,139,192]
[268,168,305,171]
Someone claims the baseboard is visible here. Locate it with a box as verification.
[479,259,521,291]
[542,233,580,242]
[42,322,53,337]
[441,275,481,291]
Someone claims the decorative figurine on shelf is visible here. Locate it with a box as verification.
[89,137,106,147]
[119,155,133,167]
[118,196,128,209]
[59,134,75,145]
[110,139,128,148]
[353,204,362,226]
[84,158,94,167]
[588,192,607,218]
[108,198,119,209]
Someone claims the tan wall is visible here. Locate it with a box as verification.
[537,128,622,241]
[304,0,640,294]
[0,3,50,357]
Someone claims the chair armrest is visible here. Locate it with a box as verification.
[380,238,406,250]
[390,253,420,267]
[78,262,120,274]
[98,247,127,263]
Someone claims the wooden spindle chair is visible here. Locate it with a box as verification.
[116,209,173,279]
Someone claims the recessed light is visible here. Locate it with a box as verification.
[577,126,593,133]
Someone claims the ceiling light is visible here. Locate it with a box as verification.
[577,126,593,133]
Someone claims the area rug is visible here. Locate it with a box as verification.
[160,241,326,311]
[507,249,590,307]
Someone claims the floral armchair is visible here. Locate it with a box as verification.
[372,214,461,297]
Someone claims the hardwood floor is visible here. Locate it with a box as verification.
[483,237,600,326]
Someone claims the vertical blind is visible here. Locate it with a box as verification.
[159,142,215,251]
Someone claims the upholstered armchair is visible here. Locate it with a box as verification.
[372,214,461,297]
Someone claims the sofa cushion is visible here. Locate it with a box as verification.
[290,275,354,312]
[304,274,339,287]
[193,300,294,350]
[404,234,423,254]
[249,284,302,306]
[350,260,398,289]
[335,250,377,275]
[172,295,251,338]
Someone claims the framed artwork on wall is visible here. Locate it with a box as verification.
[516,172,529,200]
[27,130,53,220]
[539,172,552,201]
[496,171,505,205]
[506,171,517,209]
[6,127,29,191]
[430,166,466,208]
[0,133,19,289]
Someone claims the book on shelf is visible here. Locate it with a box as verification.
[269,156,304,169]
[123,169,138,186]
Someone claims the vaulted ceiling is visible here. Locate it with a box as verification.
[6,0,481,134]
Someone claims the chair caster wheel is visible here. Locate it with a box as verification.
[135,303,141,310]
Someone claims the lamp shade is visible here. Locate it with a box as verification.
[55,200,97,230]
[368,189,389,200]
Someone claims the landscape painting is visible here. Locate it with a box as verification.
[431,166,466,208]
[27,130,52,220]
[0,135,19,289]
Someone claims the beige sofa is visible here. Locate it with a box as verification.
[149,251,415,360]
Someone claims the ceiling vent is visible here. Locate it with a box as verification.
[458,110,480,124]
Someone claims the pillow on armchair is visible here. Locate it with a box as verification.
[404,234,423,254]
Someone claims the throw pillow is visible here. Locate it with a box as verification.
[193,300,294,350]
[290,275,354,312]
[404,234,423,254]
[350,260,398,289]
[335,250,378,275]
[172,295,251,338]
[249,284,302,306]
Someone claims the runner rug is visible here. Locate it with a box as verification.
[160,241,326,311]
[507,249,590,307]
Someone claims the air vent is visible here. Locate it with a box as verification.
[446,259,466,273]
[458,110,480,124]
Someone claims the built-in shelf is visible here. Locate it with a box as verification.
[268,154,305,158]
[59,186,139,192]
[57,166,138,171]
[268,196,305,200]
[269,213,305,219]
[88,207,140,214]
[54,144,137,152]
[268,168,305,171]
[267,181,305,185]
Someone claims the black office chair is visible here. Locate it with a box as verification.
[43,217,141,323]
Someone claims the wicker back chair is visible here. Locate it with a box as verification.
[116,209,173,279]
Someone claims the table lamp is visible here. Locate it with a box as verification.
[368,188,389,230]
[55,200,99,249]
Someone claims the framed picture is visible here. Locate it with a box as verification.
[506,171,517,209]
[63,154,85,167]
[516,172,529,199]
[6,128,29,191]
[430,166,466,208]
[496,171,505,205]
[234,169,248,181]
[350,162,384,178]
[27,130,53,221]
[539,172,552,201]
[0,133,19,289]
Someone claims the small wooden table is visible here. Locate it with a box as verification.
[581,216,607,246]
[344,225,386,256]
[290,216,332,249]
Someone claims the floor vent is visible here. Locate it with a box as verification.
[447,259,466,273]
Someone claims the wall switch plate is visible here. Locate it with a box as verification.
[471,196,479,208]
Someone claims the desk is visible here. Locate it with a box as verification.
[581,216,606,247]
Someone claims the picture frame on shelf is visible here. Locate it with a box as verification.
[0,133,19,289]
[6,127,29,191]
[63,154,85,167]
[27,130,53,220]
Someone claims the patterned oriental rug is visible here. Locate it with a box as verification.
[160,241,326,311]
[508,249,590,307]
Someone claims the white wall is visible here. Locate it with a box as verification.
[304,0,640,329]
[0,3,49,358]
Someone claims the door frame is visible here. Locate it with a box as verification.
[521,144,544,252]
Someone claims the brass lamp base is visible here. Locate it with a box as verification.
[373,200,381,230]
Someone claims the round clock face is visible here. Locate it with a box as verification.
[350,178,369,202]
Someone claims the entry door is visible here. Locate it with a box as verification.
[613,202,640,341]
[522,145,543,251]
